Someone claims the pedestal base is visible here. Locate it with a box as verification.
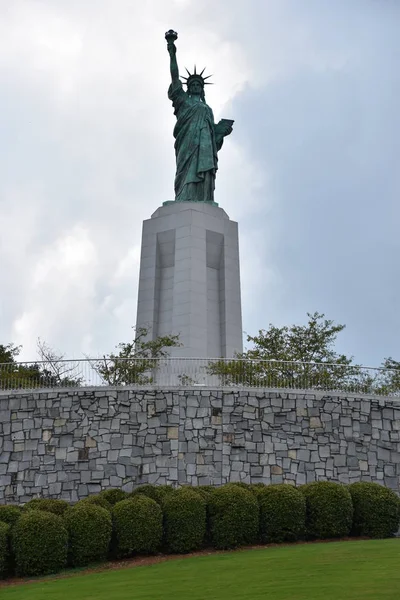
[136,202,243,358]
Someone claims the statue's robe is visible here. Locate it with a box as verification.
[168,80,221,203]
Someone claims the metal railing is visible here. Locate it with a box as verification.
[0,357,399,397]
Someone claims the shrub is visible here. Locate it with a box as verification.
[0,505,22,527]
[163,488,206,553]
[130,484,174,505]
[229,482,251,490]
[13,510,68,577]
[301,481,353,539]
[0,522,10,579]
[208,484,259,549]
[99,489,128,506]
[64,504,112,566]
[249,483,268,497]
[23,498,69,516]
[194,485,215,498]
[113,496,163,557]
[258,484,306,543]
[349,482,400,538]
[77,495,112,512]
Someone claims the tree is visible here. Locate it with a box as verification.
[371,358,400,397]
[208,312,365,391]
[0,342,83,390]
[90,327,181,385]
[36,339,83,387]
[0,344,44,390]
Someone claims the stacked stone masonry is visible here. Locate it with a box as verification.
[0,388,400,504]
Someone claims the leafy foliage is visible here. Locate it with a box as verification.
[12,510,68,577]
[90,327,181,385]
[208,313,362,391]
[349,482,400,538]
[23,498,69,516]
[112,497,163,557]
[194,485,215,498]
[0,505,22,527]
[258,484,306,543]
[0,342,82,390]
[301,481,353,539]
[0,522,10,579]
[0,344,47,390]
[371,358,400,396]
[130,484,175,505]
[77,495,112,512]
[162,488,206,553]
[64,504,112,566]
[98,489,128,506]
[208,484,259,549]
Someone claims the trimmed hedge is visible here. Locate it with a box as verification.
[99,489,128,506]
[301,481,353,539]
[163,488,206,553]
[23,498,69,516]
[77,495,112,512]
[349,482,400,538]
[258,484,306,543]
[208,484,259,549]
[194,485,214,498]
[64,504,112,566]
[0,522,10,579]
[0,505,22,527]
[12,510,68,577]
[2,480,400,582]
[130,484,174,505]
[113,496,163,557]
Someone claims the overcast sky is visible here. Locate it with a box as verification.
[0,0,399,366]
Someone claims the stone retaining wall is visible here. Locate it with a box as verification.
[1,388,399,503]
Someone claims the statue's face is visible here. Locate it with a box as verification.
[189,80,202,95]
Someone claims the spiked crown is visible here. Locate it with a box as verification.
[181,66,213,89]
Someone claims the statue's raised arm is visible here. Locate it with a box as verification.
[165,29,234,205]
[165,30,179,84]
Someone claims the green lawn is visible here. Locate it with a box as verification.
[2,539,400,600]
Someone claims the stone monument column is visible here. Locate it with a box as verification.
[135,30,243,357]
[136,201,242,357]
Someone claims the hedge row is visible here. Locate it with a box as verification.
[0,481,398,579]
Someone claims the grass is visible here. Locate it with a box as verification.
[2,539,400,600]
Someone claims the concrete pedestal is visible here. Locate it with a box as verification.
[135,202,243,357]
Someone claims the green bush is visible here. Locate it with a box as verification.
[64,504,112,567]
[12,510,68,577]
[349,482,400,538]
[191,486,214,545]
[99,489,128,506]
[113,496,163,557]
[249,483,268,497]
[0,505,22,527]
[229,482,251,490]
[258,484,306,543]
[163,488,206,553]
[301,481,353,539]
[23,498,69,516]
[194,485,215,498]
[0,522,10,579]
[130,484,174,505]
[208,484,259,549]
[77,495,112,512]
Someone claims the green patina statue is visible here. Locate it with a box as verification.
[165,30,234,204]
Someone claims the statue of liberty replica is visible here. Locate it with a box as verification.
[165,30,234,204]
[135,30,243,361]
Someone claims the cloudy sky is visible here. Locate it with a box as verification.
[0,0,399,366]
